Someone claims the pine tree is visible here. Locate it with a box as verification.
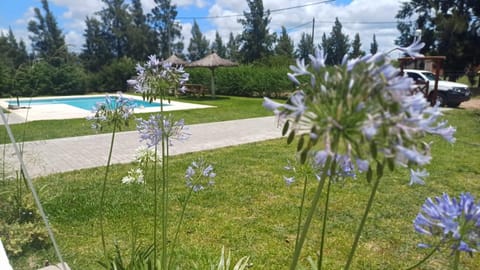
[149,0,182,59]
[295,32,313,62]
[322,18,350,65]
[0,29,29,96]
[172,40,186,59]
[370,34,378,54]
[226,32,241,61]
[97,0,131,59]
[349,33,365,58]
[81,16,113,72]
[28,0,67,65]
[238,0,276,63]
[320,33,331,62]
[211,31,227,58]
[6,28,29,68]
[128,0,156,60]
[187,20,210,61]
[275,26,294,57]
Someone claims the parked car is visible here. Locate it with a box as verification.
[404,69,471,107]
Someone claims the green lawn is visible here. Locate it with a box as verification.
[0,95,276,144]
[3,108,480,269]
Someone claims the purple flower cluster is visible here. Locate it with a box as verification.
[414,193,480,253]
[313,150,369,179]
[264,38,455,185]
[87,92,136,130]
[185,160,216,192]
[136,114,189,148]
[127,54,189,99]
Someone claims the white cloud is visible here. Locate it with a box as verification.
[174,0,208,8]
[51,0,104,20]
[205,0,402,53]
[180,22,193,47]
[65,30,84,52]
[4,0,405,56]
[15,6,36,27]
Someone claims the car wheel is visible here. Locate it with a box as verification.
[431,92,446,107]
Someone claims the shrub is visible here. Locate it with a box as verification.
[0,188,50,257]
[186,65,292,97]
[96,57,136,93]
[12,61,87,97]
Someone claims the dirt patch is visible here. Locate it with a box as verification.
[458,87,480,110]
[460,97,480,110]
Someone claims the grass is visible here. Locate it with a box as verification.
[3,108,480,269]
[0,95,276,144]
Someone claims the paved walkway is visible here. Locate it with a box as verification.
[1,117,282,178]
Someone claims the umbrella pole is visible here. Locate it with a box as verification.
[210,68,216,98]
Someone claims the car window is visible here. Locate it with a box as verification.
[421,72,436,81]
[406,72,424,82]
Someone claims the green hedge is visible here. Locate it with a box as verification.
[11,61,87,97]
[3,60,293,98]
[186,65,293,97]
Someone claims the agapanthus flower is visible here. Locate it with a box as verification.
[134,146,157,166]
[282,160,297,185]
[397,36,425,58]
[413,193,480,254]
[312,150,368,180]
[136,114,189,147]
[309,48,327,71]
[185,160,216,192]
[87,92,136,130]
[283,176,295,185]
[263,90,307,123]
[121,168,145,184]
[128,54,189,100]
[265,36,455,186]
[409,168,429,185]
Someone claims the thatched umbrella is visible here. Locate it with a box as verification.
[163,54,188,66]
[187,52,238,97]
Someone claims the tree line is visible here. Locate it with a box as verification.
[1,0,478,98]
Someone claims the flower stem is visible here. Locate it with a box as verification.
[318,157,337,270]
[453,250,460,270]
[160,96,168,270]
[404,244,439,270]
[99,121,117,258]
[161,136,170,270]
[289,157,332,270]
[295,173,309,248]
[168,187,194,269]
[129,187,137,267]
[344,161,383,270]
[153,145,159,269]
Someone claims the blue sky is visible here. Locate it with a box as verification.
[0,0,402,54]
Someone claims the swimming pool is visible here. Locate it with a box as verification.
[8,96,167,111]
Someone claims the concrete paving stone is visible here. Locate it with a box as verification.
[1,116,282,178]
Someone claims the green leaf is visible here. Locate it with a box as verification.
[366,166,373,183]
[287,130,295,145]
[376,162,384,179]
[300,149,308,164]
[387,158,395,171]
[297,135,305,152]
[370,141,377,159]
[282,120,290,136]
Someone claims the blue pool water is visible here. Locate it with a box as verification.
[8,96,167,111]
